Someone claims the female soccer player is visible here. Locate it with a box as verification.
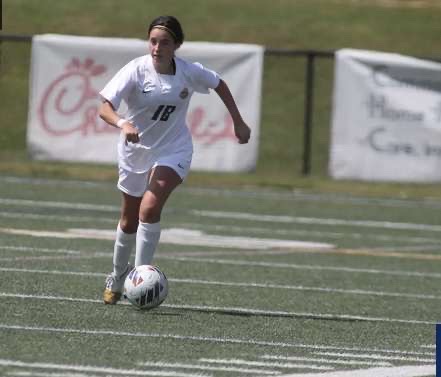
[99,15,251,304]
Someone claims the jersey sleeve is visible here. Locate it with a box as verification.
[187,62,220,94]
[99,60,137,109]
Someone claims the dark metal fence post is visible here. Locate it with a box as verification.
[302,52,315,176]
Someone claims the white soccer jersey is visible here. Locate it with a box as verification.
[100,54,220,173]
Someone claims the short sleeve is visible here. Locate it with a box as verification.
[99,60,137,109]
[188,62,220,94]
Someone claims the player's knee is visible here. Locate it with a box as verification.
[119,217,138,234]
[139,204,162,224]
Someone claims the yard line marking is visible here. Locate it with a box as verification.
[0,211,116,224]
[137,362,279,375]
[176,222,441,244]
[161,303,436,325]
[192,210,441,232]
[313,352,434,363]
[198,358,332,370]
[0,246,81,254]
[329,248,441,261]
[2,197,441,232]
[277,364,435,377]
[0,254,106,262]
[0,324,431,356]
[2,243,441,279]
[0,176,110,188]
[181,186,441,210]
[3,243,441,279]
[159,256,441,279]
[0,359,207,377]
[368,244,441,252]
[4,175,441,210]
[0,294,436,325]
[168,278,441,300]
[0,227,333,250]
[6,372,103,377]
[2,267,440,301]
[3,226,441,261]
[261,355,391,367]
[0,198,119,212]
[0,227,334,250]
[419,345,435,349]
[2,209,440,245]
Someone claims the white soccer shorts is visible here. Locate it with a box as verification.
[117,150,192,197]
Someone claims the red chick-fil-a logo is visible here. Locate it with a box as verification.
[38,57,118,136]
[187,107,236,145]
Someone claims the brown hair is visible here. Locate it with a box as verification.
[148,16,184,45]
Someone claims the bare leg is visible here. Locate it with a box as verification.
[135,166,182,266]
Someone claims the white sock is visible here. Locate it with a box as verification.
[135,221,161,266]
[113,223,136,278]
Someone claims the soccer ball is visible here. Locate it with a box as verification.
[123,265,168,310]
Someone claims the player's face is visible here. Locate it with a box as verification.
[148,28,178,67]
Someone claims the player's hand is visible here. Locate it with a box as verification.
[122,122,139,143]
[234,120,251,144]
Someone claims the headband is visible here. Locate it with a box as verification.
[152,25,178,42]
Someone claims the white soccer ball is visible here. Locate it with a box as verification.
[123,265,168,310]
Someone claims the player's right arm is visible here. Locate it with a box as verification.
[99,100,139,144]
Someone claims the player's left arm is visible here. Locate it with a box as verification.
[214,79,251,144]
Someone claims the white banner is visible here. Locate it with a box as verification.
[27,34,263,172]
[329,48,441,182]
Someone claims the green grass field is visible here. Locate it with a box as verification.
[0,175,439,376]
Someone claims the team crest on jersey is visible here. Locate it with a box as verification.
[179,88,189,99]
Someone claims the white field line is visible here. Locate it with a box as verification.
[0,293,436,325]
[14,219,439,262]
[278,364,435,377]
[261,355,391,367]
[6,372,103,377]
[162,303,437,325]
[368,244,441,252]
[158,256,441,279]
[183,188,441,210]
[198,358,332,371]
[0,246,82,254]
[191,210,441,232]
[137,362,278,375]
[170,278,441,300]
[0,256,100,262]
[0,359,207,377]
[0,254,106,262]
[2,244,441,279]
[0,323,432,357]
[2,209,440,245]
[2,197,441,232]
[313,352,434,363]
[0,227,334,250]
[0,176,110,188]
[4,175,441,210]
[419,345,435,349]
[0,211,116,224]
[1,267,440,301]
[176,222,441,244]
[0,198,119,212]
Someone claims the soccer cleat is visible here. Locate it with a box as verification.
[103,264,133,305]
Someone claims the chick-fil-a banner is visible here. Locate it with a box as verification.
[27,34,263,172]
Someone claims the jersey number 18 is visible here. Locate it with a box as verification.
[152,105,176,121]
